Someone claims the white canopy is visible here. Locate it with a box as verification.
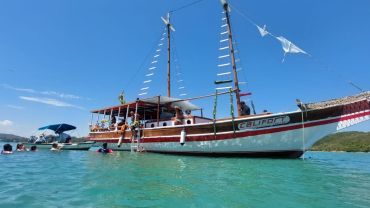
[142,96,200,111]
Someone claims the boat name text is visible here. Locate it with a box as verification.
[238,116,290,130]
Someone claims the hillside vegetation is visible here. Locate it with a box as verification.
[0,133,87,143]
[311,131,370,152]
[0,133,28,142]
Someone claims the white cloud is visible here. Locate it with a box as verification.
[2,84,83,100]
[40,91,81,99]
[6,105,24,110]
[0,120,13,127]
[2,84,36,93]
[19,96,85,110]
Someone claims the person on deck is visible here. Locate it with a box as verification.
[110,115,117,129]
[65,137,72,144]
[1,144,13,154]
[118,91,126,104]
[97,143,113,153]
[240,101,251,116]
[117,118,125,127]
[129,111,141,126]
[111,116,116,125]
[59,132,72,143]
[174,106,184,125]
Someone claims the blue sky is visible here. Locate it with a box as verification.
[1,0,370,137]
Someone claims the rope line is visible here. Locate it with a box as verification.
[229,3,366,93]
[169,0,206,13]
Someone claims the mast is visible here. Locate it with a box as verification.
[161,13,176,97]
[221,0,242,117]
[167,14,171,97]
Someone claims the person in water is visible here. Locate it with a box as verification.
[30,146,37,152]
[16,143,27,151]
[97,143,113,153]
[1,144,13,154]
[50,143,61,151]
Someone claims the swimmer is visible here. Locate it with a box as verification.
[50,143,61,151]
[30,146,37,152]
[16,143,27,151]
[97,143,113,153]
[1,144,13,154]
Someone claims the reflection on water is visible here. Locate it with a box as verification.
[0,143,369,208]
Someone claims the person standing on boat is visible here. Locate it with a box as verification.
[240,101,251,116]
[129,111,141,127]
[174,106,184,125]
[59,132,72,143]
[118,91,125,104]
[110,115,117,130]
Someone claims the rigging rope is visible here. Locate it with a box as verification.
[228,3,366,93]
[172,33,189,97]
[169,0,206,13]
[123,27,167,94]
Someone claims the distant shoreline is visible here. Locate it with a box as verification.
[0,133,87,143]
[310,131,370,152]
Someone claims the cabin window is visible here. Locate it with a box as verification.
[186,120,191,125]
[163,122,167,126]
[151,124,155,128]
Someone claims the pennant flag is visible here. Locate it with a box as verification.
[240,92,252,97]
[256,24,269,37]
[276,36,309,62]
[276,36,307,54]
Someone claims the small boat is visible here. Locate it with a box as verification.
[88,1,370,158]
[26,123,95,150]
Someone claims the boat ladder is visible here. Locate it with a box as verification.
[130,127,141,152]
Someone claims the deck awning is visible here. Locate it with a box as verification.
[141,96,200,111]
[90,96,200,114]
[38,123,76,134]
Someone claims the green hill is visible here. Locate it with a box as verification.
[0,133,28,143]
[311,131,370,152]
[0,133,87,143]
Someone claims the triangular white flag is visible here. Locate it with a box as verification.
[276,36,308,62]
[257,24,269,37]
[276,36,307,54]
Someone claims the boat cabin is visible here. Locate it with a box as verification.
[89,96,211,132]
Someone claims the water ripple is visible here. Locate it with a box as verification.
[0,147,369,208]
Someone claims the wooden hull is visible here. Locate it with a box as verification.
[89,98,370,158]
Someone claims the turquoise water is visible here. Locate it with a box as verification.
[1,143,369,208]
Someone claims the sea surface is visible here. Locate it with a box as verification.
[0,143,369,208]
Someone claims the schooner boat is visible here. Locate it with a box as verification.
[88,1,370,158]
